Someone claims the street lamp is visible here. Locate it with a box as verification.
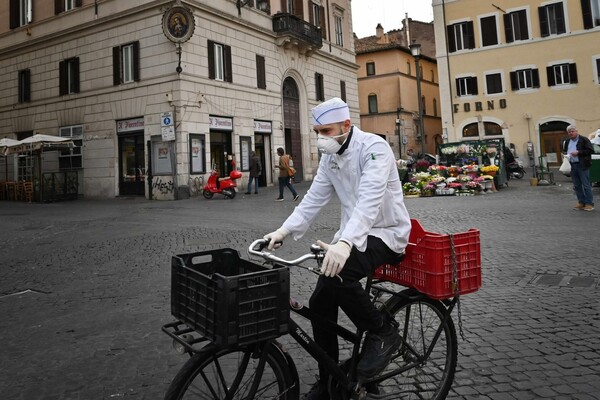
[409,41,425,157]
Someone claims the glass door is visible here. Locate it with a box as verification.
[118,133,145,196]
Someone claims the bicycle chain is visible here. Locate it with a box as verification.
[450,234,465,340]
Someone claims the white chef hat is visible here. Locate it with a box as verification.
[591,129,600,145]
[311,97,350,126]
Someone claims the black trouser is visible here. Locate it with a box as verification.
[308,235,403,384]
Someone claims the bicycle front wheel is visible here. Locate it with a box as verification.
[377,291,458,400]
[164,341,298,400]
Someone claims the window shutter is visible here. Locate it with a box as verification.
[309,3,313,22]
[519,11,529,39]
[546,66,556,86]
[294,0,303,18]
[59,61,67,95]
[224,45,232,83]
[132,41,140,82]
[447,25,457,52]
[556,4,565,34]
[532,69,540,87]
[503,14,514,43]
[539,7,549,37]
[9,0,19,29]
[24,69,31,102]
[315,73,324,101]
[256,55,266,89]
[280,0,286,13]
[207,40,215,80]
[455,78,460,95]
[481,16,498,47]
[581,0,593,29]
[471,77,478,95]
[112,46,121,85]
[73,58,80,93]
[319,6,327,40]
[509,71,518,90]
[340,80,346,102]
[76,0,82,7]
[466,21,475,49]
[569,63,578,84]
[55,0,64,14]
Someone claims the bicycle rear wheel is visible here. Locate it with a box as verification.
[375,291,458,400]
[164,341,298,400]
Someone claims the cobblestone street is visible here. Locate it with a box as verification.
[1,174,599,399]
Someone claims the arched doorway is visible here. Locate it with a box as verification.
[282,77,303,181]
[540,120,569,166]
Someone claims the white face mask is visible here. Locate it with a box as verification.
[317,131,348,154]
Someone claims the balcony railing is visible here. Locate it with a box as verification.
[272,13,323,55]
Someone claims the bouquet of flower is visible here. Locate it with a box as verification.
[415,159,430,172]
[480,165,499,174]
[462,164,479,173]
[432,176,446,184]
[480,174,495,180]
[448,182,463,189]
[466,181,482,191]
[413,172,432,181]
[441,146,458,155]
[459,174,473,183]
[447,166,460,176]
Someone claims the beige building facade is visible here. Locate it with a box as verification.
[0,0,359,199]
[433,0,600,167]
[355,20,442,159]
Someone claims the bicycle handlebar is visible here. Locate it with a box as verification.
[248,239,343,282]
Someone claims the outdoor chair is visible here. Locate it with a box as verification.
[23,181,34,203]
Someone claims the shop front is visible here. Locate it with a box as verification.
[116,118,145,196]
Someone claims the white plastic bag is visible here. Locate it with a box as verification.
[559,155,571,175]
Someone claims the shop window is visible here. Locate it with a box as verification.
[10,0,32,29]
[547,63,578,86]
[208,40,232,82]
[113,42,140,85]
[18,69,31,103]
[582,0,600,29]
[480,15,499,47]
[485,73,503,94]
[539,2,566,37]
[366,62,376,76]
[315,72,324,101]
[59,57,80,95]
[368,94,378,114]
[256,54,266,89]
[510,68,540,90]
[56,0,82,14]
[484,122,503,136]
[503,9,529,43]
[447,21,475,52]
[59,125,83,169]
[456,76,478,96]
[189,134,206,174]
[462,123,479,138]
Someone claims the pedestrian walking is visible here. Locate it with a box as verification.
[562,124,594,211]
[275,147,299,201]
[245,151,261,194]
[263,97,411,400]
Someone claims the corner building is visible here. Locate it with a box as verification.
[432,0,600,167]
[0,0,359,199]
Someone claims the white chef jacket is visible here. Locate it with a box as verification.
[282,126,411,253]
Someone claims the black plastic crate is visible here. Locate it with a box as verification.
[171,248,290,347]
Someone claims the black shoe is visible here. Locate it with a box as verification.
[304,380,329,400]
[244,192,251,195]
[357,321,401,379]
[293,195,300,201]
[254,192,258,194]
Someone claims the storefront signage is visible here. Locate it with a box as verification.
[453,99,507,114]
[209,116,233,131]
[254,120,272,133]
[117,118,144,133]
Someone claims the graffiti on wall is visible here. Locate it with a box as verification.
[153,177,174,194]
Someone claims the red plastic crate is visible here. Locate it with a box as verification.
[374,219,481,299]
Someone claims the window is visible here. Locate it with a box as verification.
[189,134,206,174]
[595,58,600,83]
[310,1,326,39]
[547,63,578,86]
[447,21,475,52]
[421,96,426,115]
[462,123,479,137]
[484,122,503,136]
[315,72,324,101]
[456,76,478,96]
[55,0,82,14]
[340,80,346,102]
[485,73,503,94]
[59,57,80,95]
[334,14,344,46]
[480,15,499,47]
[433,98,438,117]
[255,0,270,14]
[366,62,375,76]
[59,125,83,169]
[368,94,378,114]
[18,69,31,103]
[539,2,566,37]
[283,0,303,17]
[510,68,540,90]
[406,61,411,75]
[582,0,600,29]
[208,40,232,82]
[10,0,32,28]
[256,55,266,89]
[504,10,529,43]
[113,42,140,85]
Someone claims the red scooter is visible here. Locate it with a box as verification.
[202,167,242,199]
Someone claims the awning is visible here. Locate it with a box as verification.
[0,138,20,156]
[4,134,75,155]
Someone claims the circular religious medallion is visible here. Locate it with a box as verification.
[162,5,195,43]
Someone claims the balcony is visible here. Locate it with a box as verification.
[272,13,323,56]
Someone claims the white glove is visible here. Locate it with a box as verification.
[263,227,290,250]
[316,240,352,277]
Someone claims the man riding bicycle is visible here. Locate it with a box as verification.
[264,97,411,400]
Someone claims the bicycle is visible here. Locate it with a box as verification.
[188,176,204,197]
[162,220,481,400]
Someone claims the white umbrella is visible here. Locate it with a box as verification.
[6,134,74,155]
[0,138,19,156]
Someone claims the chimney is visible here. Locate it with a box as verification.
[376,23,384,38]
[404,13,410,46]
